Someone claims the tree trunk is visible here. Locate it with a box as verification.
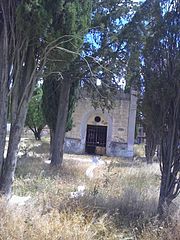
[0,2,10,172]
[51,80,71,166]
[157,100,180,218]
[0,44,36,197]
[145,129,156,164]
[50,129,55,156]
[158,170,170,217]
[157,139,174,217]
[0,89,8,173]
[0,102,29,197]
[33,128,42,141]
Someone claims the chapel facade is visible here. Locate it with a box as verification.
[64,89,137,157]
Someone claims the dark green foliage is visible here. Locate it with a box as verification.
[40,0,92,165]
[41,0,92,132]
[16,1,49,40]
[25,86,46,140]
[123,0,180,215]
[66,83,78,132]
[42,76,78,133]
[16,0,92,66]
[41,0,92,134]
[142,2,180,215]
[45,0,92,71]
[0,0,92,194]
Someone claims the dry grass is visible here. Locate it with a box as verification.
[133,144,146,158]
[0,138,179,240]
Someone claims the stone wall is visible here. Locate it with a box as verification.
[64,90,136,157]
[111,99,129,143]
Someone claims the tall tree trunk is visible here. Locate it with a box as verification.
[145,129,156,164]
[0,3,10,173]
[0,44,36,197]
[158,96,180,218]
[51,80,71,166]
[158,136,175,217]
[158,169,169,217]
[0,101,29,197]
[0,88,8,173]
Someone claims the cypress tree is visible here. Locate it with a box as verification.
[42,0,92,166]
[42,72,78,152]
[0,0,91,196]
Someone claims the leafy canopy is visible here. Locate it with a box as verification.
[25,86,46,139]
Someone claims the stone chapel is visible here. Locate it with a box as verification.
[64,89,137,157]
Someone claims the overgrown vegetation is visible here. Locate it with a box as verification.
[0,139,179,239]
[0,0,179,236]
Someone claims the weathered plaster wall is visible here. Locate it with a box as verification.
[65,99,129,141]
[64,90,136,157]
[111,99,129,143]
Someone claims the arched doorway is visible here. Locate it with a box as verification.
[80,109,112,155]
[84,114,108,155]
[85,124,107,155]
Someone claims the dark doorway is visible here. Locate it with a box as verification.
[85,125,107,155]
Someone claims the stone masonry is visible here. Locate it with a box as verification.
[64,89,137,157]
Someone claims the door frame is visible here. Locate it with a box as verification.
[85,124,108,155]
[80,110,113,155]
